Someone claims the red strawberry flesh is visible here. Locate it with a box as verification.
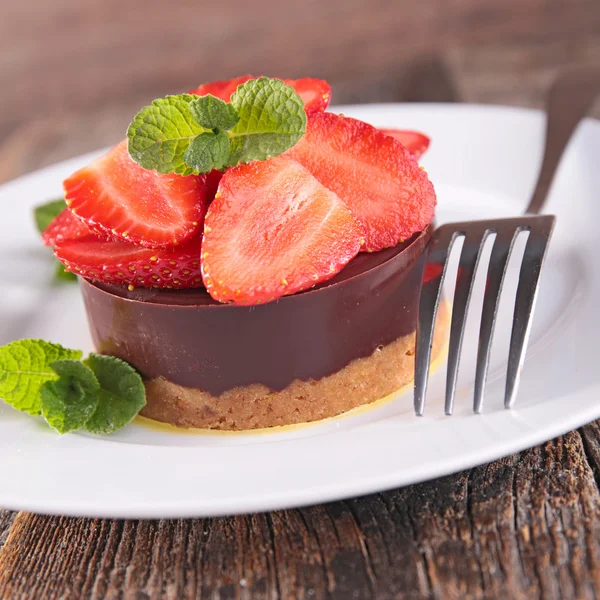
[54,236,203,289]
[42,208,99,247]
[205,169,224,204]
[286,112,436,252]
[201,155,362,305]
[379,129,430,159]
[189,75,254,101]
[63,140,207,248]
[282,78,331,113]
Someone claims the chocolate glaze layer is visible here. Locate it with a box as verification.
[81,225,432,395]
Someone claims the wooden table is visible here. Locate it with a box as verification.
[1,0,600,597]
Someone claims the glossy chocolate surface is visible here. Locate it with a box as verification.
[81,225,432,395]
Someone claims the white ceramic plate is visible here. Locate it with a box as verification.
[0,104,598,519]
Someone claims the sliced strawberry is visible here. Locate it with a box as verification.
[63,140,207,249]
[42,208,99,247]
[201,155,361,305]
[54,236,203,289]
[189,76,330,113]
[283,78,331,113]
[286,112,436,252]
[189,75,254,101]
[379,129,430,159]
[205,169,224,204]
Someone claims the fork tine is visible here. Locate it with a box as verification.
[473,228,521,413]
[445,230,491,415]
[414,226,459,416]
[505,216,556,408]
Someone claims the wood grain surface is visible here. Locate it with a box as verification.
[1,0,600,597]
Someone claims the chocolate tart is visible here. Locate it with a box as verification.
[80,224,448,430]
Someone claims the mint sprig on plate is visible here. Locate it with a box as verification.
[0,340,82,416]
[40,359,101,433]
[82,354,146,435]
[127,77,307,175]
[0,340,146,435]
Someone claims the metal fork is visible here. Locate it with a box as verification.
[414,215,555,415]
[414,64,600,415]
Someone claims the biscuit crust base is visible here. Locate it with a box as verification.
[141,302,449,431]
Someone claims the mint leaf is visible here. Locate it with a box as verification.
[50,359,100,393]
[83,354,146,435]
[183,131,230,172]
[228,77,306,166]
[127,94,208,175]
[126,79,306,175]
[0,340,82,415]
[189,95,239,131]
[0,341,146,435]
[40,360,100,434]
[34,199,65,234]
[53,261,77,284]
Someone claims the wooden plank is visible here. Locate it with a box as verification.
[0,431,598,599]
[446,34,600,110]
[579,421,600,487]
[0,0,599,125]
[0,511,16,550]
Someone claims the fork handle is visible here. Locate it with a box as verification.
[527,65,600,214]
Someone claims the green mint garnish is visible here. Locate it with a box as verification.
[127,94,205,175]
[183,131,230,172]
[0,340,82,415]
[83,354,145,435]
[228,78,307,166]
[40,359,100,434]
[33,198,78,284]
[126,77,306,175]
[33,198,66,234]
[189,95,240,130]
[0,340,146,435]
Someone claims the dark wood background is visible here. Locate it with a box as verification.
[1,0,599,183]
[1,0,600,597]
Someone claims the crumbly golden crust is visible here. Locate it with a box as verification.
[141,302,449,431]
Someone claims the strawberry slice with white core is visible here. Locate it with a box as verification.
[201,155,362,305]
[63,140,208,248]
[379,129,430,159]
[54,236,203,289]
[42,208,99,247]
[189,76,331,114]
[286,112,436,252]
